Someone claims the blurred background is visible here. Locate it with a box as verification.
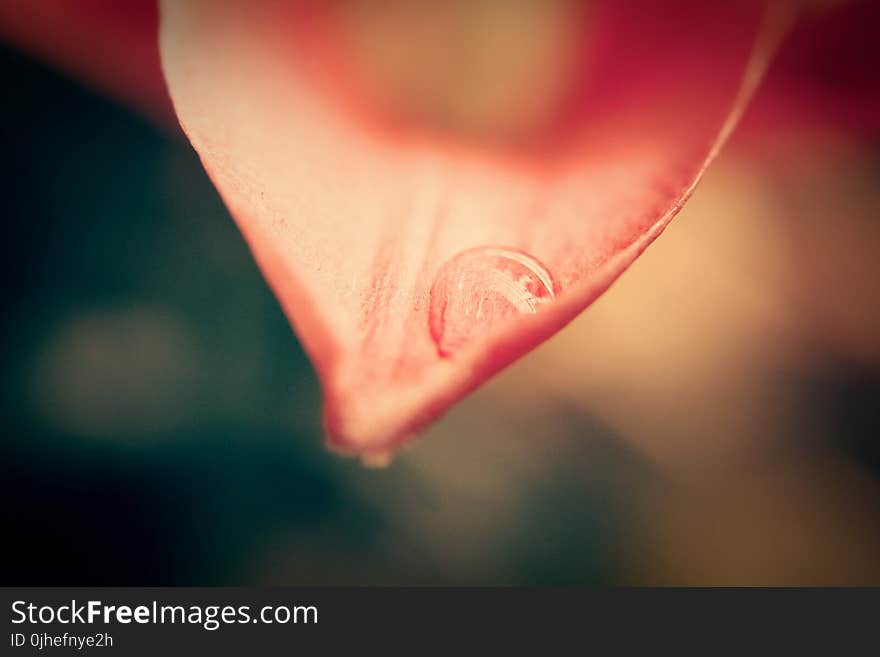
[2,3,880,585]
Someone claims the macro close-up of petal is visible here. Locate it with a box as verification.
[4,0,880,598]
[159,0,787,461]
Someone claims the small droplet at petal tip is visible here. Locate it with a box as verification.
[360,449,394,469]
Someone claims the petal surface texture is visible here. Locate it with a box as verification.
[159,0,785,459]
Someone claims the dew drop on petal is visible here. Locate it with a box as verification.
[429,246,558,357]
[360,448,394,468]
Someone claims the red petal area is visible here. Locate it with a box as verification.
[0,0,172,123]
[743,0,880,138]
[159,1,787,461]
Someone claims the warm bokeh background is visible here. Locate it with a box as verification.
[2,23,879,584]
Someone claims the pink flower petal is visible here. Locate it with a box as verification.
[154,1,788,461]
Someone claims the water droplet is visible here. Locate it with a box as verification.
[361,449,393,468]
[429,246,557,357]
